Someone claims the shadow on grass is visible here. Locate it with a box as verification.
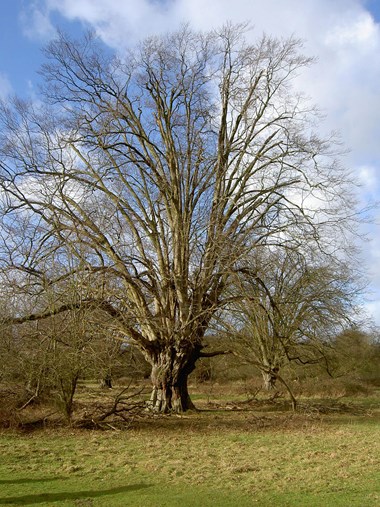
[0,484,150,505]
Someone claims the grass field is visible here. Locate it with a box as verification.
[0,386,379,506]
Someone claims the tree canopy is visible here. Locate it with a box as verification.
[0,24,358,412]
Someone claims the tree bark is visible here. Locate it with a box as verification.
[100,374,113,389]
[277,373,297,411]
[147,346,199,413]
[262,367,279,390]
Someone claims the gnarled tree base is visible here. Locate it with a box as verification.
[146,346,200,413]
[148,382,197,413]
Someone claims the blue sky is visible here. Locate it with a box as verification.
[1,0,380,326]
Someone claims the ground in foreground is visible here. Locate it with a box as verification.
[0,392,379,506]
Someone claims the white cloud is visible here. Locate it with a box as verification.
[0,73,12,99]
[363,241,380,325]
[358,165,379,194]
[362,298,380,326]
[43,0,172,47]
[20,1,56,41]
[35,1,380,156]
[325,11,378,49]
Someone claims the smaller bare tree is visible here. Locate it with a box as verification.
[221,249,358,408]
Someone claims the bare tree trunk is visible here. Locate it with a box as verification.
[59,374,79,422]
[147,346,199,413]
[277,373,297,411]
[100,373,113,389]
[262,367,279,390]
[261,368,297,410]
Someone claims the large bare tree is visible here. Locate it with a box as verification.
[0,24,355,411]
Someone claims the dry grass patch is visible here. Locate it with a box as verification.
[0,391,379,506]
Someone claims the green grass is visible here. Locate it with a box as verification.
[0,393,379,506]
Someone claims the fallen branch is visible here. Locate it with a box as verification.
[74,386,148,429]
